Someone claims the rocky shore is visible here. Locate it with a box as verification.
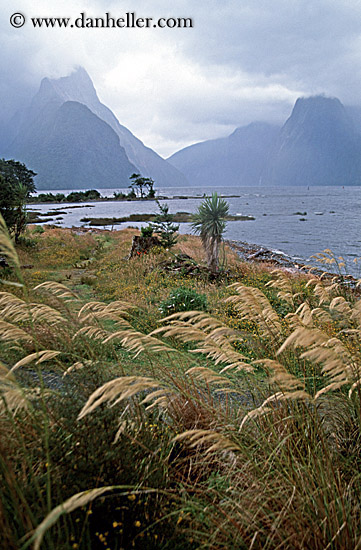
[226,240,307,272]
[226,239,360,289]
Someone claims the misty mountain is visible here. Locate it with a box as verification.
[261,96,361,186]
[9,101,137,189]
[169,95,361,187]
[345,105,361,132]
[3,67,187,189]
[168,122,280,187]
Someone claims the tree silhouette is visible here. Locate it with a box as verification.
[129,173,155,199]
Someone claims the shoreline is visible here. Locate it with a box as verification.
[225,239,359,285]
[27,221,356,284]
[27,193,242,206]
[226,239,306,272]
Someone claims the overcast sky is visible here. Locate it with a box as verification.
[2,0,361,157]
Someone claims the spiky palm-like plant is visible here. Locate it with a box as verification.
[191,192,229,273]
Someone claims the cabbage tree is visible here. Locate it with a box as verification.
[191,193,229,273]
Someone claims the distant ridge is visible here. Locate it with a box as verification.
[169,95,361,187]
[3,67,187,189]
[4,74,361,189]
[17,101,137,189]
[168,122,280,187]
[261,96,361,186]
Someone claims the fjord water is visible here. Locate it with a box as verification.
[29,186,361,276]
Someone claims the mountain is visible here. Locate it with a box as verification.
[345,105,361,132]
[3,67,187,189]
[10,101,137,189]
[168,122,281,187]
[261,96,361,186]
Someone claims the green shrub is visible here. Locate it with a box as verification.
[159,286,207,316]
[32,224,45,234]
[140,225,154,238]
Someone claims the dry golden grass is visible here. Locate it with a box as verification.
[2,219,361,549]
[176,234,240,267]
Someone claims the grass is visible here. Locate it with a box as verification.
[1,222,361,549]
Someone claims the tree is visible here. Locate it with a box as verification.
[149,201,179,248]
[129,173,155,199]
[191,193,229,274]
[0,159,36,241]
[144,177,155,198]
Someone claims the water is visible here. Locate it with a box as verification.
[28,186,361,276]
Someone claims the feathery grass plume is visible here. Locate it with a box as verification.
[9,350,61,373]
[277,326,329,355]
[114,419,138,442]
[277,325,359,398]
[78,376,164,419]
[72,325,111,341]
[266,269,297,306]
[0,292,66,325]
[140,386,177,410]
[311,249,347,275]
[350,299,361,328]
[103,328,175,357]
[0,213,20,270]
[306,276,341,305]
[78,300,135,325]
[254,359,309,395]
[63,361,85,376]
[329,296,353,317]
[33,281,80,301]
[309,307,334,326]
[186,366,233,389]
[0,379,41,415]
[28,303,66,325]
[157,310,238,335]
[238,358,312,431]
[0,361,13,378]
[239,388,310,431]
[0,320,33,346]
[225,283,282,343]
[286,302,314,330]
[153,311,252,372]
[348,378,361,398]
[0,292,28,322]
[304,337,357,399]
[173,428,241,454]
[29,487,115,550]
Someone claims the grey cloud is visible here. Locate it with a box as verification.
[1,0,361,156]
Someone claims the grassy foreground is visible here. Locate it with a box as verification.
[1,224,361,549]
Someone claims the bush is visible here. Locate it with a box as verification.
[159,286,207,316]
[150,201,179,249]
[32,225,45,234]
[140,225,154,238]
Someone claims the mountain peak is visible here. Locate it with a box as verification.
[5,67,188,188]
[169,121,280,186]
[44,67,98,105]
[261,95,361,185]
[289,95,355,132]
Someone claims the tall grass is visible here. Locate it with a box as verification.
[1,219,361,548]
